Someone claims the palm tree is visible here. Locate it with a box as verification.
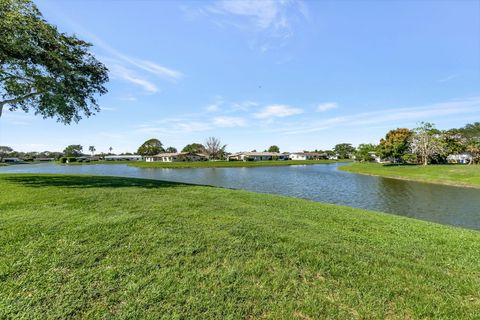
[88,146,96,156]
[109,146,113,154]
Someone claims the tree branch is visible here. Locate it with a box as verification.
[0,91,42,118]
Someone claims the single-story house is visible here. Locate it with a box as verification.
[447,153,473,164]
[2,157,21,163]
[145,152,208,162]
[289,152,328,160]
[228,152,288,161]
[34,157,55,162]
[104,155,143,161]
[368,152,382,163]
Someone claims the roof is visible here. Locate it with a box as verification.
[151,152,207,157]
[290,152,327,156]
[229,152,283,157]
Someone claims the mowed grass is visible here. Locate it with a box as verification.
[1,174,480,319]
[340,163,480,188]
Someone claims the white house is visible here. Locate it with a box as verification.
[447,153,473,164]
[289,152,328,160]
[228,152,288,161]
[104,155,143,161]
[145,152,208,162]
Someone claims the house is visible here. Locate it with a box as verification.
[104,155,143,161]
[145,152,208,162]
[447,153,473,164]
[368,152,382,163]
[227,152,288,161]
[2,157,21,163]
[289,152,328,161]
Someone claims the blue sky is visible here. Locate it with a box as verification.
[1,0,479,153]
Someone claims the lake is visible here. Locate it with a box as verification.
[1,162,479,230]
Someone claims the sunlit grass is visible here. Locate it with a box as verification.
[340,163,480,188]
[1,174,479,318]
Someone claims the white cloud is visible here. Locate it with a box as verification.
[280,97,480,135]
[109,64,158,93]
[317,102,338,112]
[231,100,259,111]
[205,96,224,112]
[253,104,303,119]
[201,0,309,51]
[213,116,247,127]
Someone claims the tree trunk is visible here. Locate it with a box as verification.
[0,103,4,118]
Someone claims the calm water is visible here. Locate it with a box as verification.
[1,163,480,230]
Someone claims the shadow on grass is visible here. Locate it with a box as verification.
[3,174,190,189]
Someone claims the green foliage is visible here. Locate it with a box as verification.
[165,146,177,153]
[354,144,377,162]
[0,0,108,123]
[377,128,412,163]
[333,143,356,159]
[410,122,446,165]
[181,143,205,154]
[1,174,480,318]
[0,146,13,160]
[137,138,164,156]
[267,145,280,153]
[62,144,83,157]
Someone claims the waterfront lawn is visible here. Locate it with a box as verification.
[1,174,480,318]
[340,162,480,188]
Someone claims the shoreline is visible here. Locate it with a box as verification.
[339,163,480,189]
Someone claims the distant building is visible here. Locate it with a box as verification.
[289,152,328,160]
[2,158,21,163]
[104,155,143,161]
[228,152,288,161]
[145,152,207,162]
[447,153,473,164]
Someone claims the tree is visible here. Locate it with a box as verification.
[0,146,13,161]
[63,145,83,157]
[410,122,445,165]
[333,143,356,159]
[460,122,480,164]
[355,144,377,162]
[181,143,205,154]
[109,147,113,154]
[165,146,177,153]
[377,128,412,163]
[0,0,108,123]
[88,146,96,156]
[205,137,227,160]
[137,138,164,156]
[268,145,280,153]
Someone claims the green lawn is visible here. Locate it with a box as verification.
[340,163,480,188]
[1,174,480,318]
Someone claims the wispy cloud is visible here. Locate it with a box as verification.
[253,104,303,119]
[280,97,480,135]
[205,96,224,112]
[194,0,309,51]
[438,73,460,83]
[212,116,247,127]
[109,64,159,93]
[317,102,339,112]
[231,100,259,111]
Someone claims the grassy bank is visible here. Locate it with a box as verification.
[1,174,480,318]
[340,162,480,188]
[129,159,347,169]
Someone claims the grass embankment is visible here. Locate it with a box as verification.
[1,174,479,318]
[340,162,480,188]
[129,159,347,169]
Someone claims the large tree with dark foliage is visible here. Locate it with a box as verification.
[137,139,164,156]
[0,0,108,123]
